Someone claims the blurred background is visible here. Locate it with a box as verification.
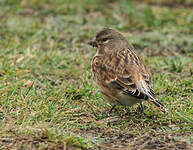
[0,0,192,149]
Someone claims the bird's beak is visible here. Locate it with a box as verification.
[88,40,98,48]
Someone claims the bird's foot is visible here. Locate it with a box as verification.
[108,104,117,115]
[136,104,146,116]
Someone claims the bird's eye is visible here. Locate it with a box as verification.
[101,38,108,42]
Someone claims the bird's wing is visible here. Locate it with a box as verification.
[101,48,154,100]
[100,48,167,113]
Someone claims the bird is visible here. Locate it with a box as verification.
[88,28,168,114]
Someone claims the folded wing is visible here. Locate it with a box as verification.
[100,48,167,113]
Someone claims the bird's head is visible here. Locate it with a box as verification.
[88,28,128,55]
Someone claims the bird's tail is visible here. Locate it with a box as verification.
[149,98,168,113]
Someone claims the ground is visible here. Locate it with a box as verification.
[0,0,192,149]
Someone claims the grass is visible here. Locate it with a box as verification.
[0,0,192,149]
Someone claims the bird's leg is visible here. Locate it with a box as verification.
[139,103,144,114]
[135,103,145,115]
[109,104,116,114]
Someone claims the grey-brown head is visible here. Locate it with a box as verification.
[88,28,128,54]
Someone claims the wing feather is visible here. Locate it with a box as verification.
[102,48,154,101]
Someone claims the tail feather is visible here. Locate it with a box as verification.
[149,98,168,113]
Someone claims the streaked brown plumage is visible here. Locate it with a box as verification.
[88,28,168,113]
